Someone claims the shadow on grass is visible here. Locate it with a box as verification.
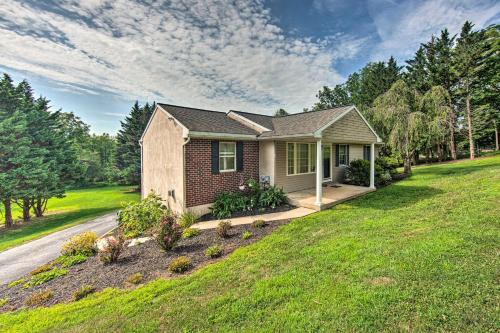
[414,160,499,178]
[346,184,444,211]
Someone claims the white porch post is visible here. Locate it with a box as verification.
[369,142,375,189]
[315,139,323,206]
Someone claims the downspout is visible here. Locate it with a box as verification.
[139,139,144,198]
[182,136,191,212]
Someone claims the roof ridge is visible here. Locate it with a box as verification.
[272,105,353,119]
[231,110,273,118]
[158,103,226,114]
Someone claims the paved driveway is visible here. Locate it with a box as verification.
[0,212,118,285]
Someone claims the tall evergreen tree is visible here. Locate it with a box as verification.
[116,101,155,186]
[405,46,431,93]
[454,21,483,159]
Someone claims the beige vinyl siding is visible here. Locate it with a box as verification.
[142,109,185,213]
[322,109,377,143]
[274,141,316,192]
[259,141,275,185]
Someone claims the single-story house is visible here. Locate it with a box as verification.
[140,103,382,215]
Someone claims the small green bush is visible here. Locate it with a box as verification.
[168,256,191,273]
[155,215,183,251]
[251,220,266,228]
[56,253,88,268]
[0,298,8,307]
[210,192,248,219]
[29,263,53,276]
[216,221,232,238]
[205,245,223,258]
[61,232,97,257]
[118,192,170,238]
[24,268,67,288]
[25,289,53,307]
[242,231,252,239]
[178,212,198,228]
[182,227,201,239]
[259,186,287,208]
[8,278,24,288]
[72,285,96,301]
[125,273,143,285]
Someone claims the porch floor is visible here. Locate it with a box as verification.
[287,184,375,211]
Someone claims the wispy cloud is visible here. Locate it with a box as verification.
[0,0,360,114]
[366,0,500,61]
[104,112,128,117]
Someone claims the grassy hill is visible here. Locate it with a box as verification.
[1,156,499,332]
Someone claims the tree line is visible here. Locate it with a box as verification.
[0,74,154,227]
[306,21,499,172]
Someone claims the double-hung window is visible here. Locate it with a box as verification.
[363,145,371,161]
[219,142,236,172]
[338,144,348,166]
[287,142,316,175]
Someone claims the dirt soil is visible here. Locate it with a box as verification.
[0,219,290,312]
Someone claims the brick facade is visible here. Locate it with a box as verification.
[185,139,259,207]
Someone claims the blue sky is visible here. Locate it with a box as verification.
[1,0,498,134]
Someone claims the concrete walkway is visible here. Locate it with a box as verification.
[0,212,118,285]
[192,207,315,230]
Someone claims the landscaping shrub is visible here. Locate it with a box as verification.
[8,278,24,288]
[251,219,266,228]
[72,285,96,301]
[345,159,394,187]
[24,289,53,307]
[168,256,191,273]
[376,156,399,176]
[24,268,67,288]
[125,273,143,285]
[61,232,97,257]
[242,231,252,239]
[182,227,200,239]
[155,215,182,251]
[97,235,125,264]
[216,221,232,238]
[210,191,248,219]
[29,263,53,276]
[0,298,7,307]
[259,186,287,208]
[118,192,169,238]
[178,212,198,228]
[205,245,223,258]
[56,253,88,268]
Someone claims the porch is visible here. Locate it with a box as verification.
[287,183,375,211]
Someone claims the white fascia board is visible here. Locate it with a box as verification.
[257,133,315,140]
[189,131,257,140]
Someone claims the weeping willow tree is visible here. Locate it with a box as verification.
[372,80,426,174]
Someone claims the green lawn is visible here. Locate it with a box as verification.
[0,186,139,252]
[1,157,499,332]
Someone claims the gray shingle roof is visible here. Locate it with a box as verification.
[158,104,259,136]
[158,103,355,139]
[231,110,274,130]
[260,106,353,138]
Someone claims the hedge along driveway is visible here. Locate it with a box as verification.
[1,156,499,332]
[0,186,140,252]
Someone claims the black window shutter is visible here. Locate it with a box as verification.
[211,141,219,174]
[346,145,350,165]
[236,141,244,172]
[335,144,340,167]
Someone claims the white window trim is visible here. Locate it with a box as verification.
[363,144,371,161]
[219,141,236,173]
[338,144,348,167]
[286,142,317,176]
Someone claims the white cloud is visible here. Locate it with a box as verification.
[104,112,127,117]
[367,0,500,61]
[0,0,357,114]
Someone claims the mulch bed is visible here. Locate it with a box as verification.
[198,204,295,222]
[0,219,290,313]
